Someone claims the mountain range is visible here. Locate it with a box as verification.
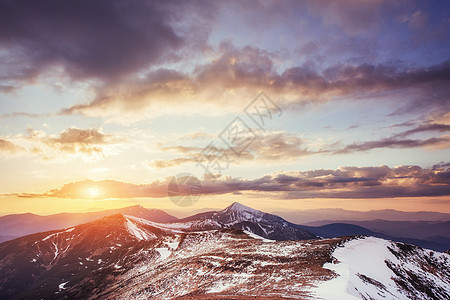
[2,202,449,252]
[275,208,450,224]
[307,219,450,239]
[0,203,449,299]
[0,205,177,242]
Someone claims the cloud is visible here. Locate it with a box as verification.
[31,127,120,157]
[246,132,321,161]
[0,127,123,161]
[21,179,168,199]
[180,131,216,141]
[394,123,450,138]
[149,123,450,169]
[1,112,43,119]
[0,0,217,84]
[13,163,450,199]
[306,0,386,35]
[0,138,22,153]
[1,1,449,123]
[150,157,196,169]
[88,167,111,173]
[148,131,323,169]
[200,164,450,199]
[336,136,450,153]
[57,41,450,121]
[329,121,450,154]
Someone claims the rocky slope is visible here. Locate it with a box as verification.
[163,202,317,241]
[0,213,449,299]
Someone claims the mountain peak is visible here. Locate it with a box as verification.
[225,202,261,214]
[91,213,128,227]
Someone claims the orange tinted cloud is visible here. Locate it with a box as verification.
[149,131,324,169]
[0,138,22,153]
[11,163,450,200]
[0,127,123,161]
[57,45,450,122]
[149,125,449,169]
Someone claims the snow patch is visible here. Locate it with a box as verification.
[226,202,261,214]
[165,241,179,250]
[125,215,185,233]
[58,281,69,291]
[52,242,59,261]
[243,230,274,242]
[207,281,234,293]
[42,227,75,242]
[155,247,171,260]
[125,217,155,240]
[315,237,420,300]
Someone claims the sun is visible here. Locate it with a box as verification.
[86,186,100,198]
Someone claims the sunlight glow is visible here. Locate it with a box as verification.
[86,187,100,198]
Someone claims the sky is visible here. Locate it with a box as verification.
[0,0,449,215]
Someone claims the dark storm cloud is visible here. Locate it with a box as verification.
[0,0,216,83]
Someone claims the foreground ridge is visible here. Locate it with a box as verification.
[0,211,448,299]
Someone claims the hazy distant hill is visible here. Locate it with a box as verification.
[0,205,177,242]
[274,208,450,224]
[302,219,450,251]
[306,220,450,240]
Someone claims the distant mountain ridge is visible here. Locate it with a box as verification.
[307,220,450,239]
[0,205,177,242]
[275,208,450,224]
[294,222,450,252]
[1,202,449,251]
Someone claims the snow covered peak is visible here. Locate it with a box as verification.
[224,202,261,214]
